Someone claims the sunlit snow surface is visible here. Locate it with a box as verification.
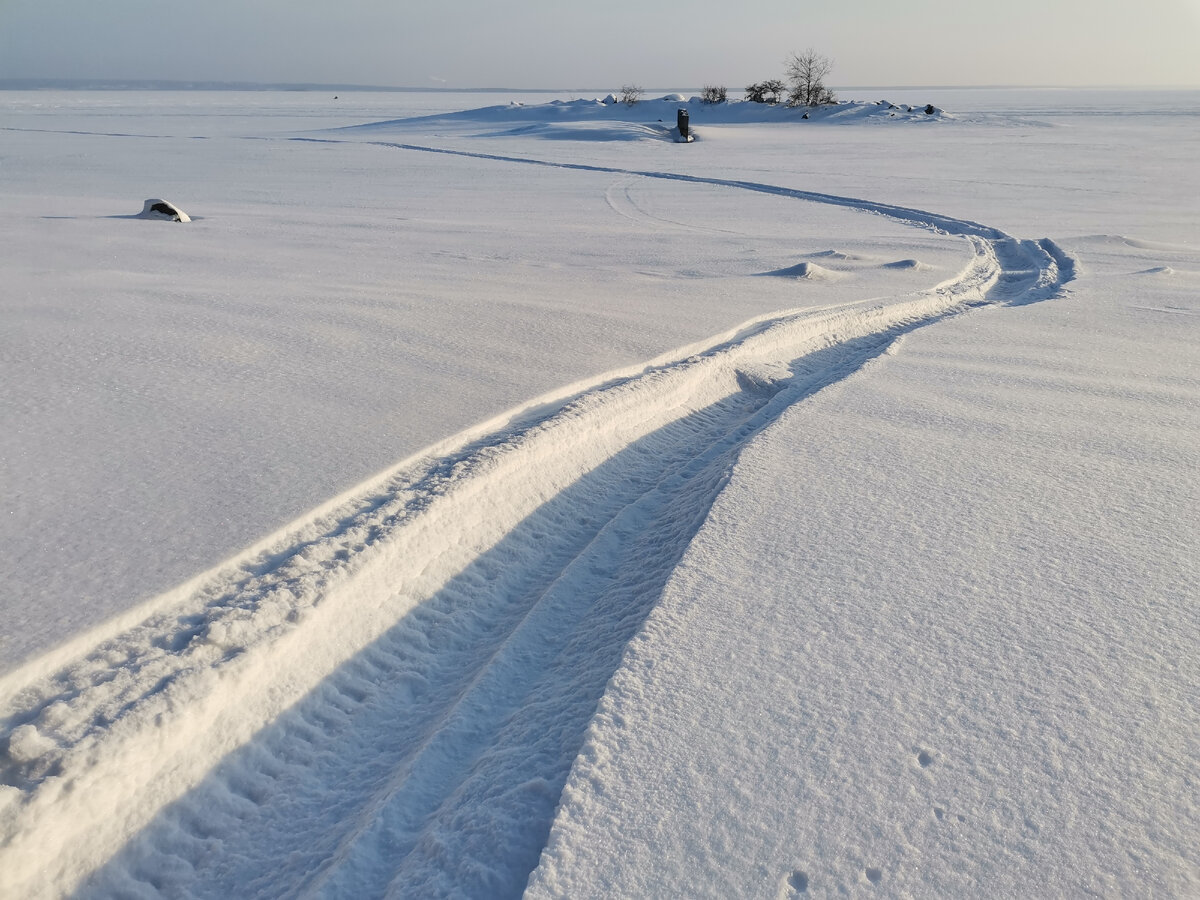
[1,89,1197,897]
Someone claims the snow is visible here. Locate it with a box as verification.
[0,91,975,674]
[1,88,1197,897]
[527,239,1200,898]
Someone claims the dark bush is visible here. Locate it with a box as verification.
[745,79,784,104]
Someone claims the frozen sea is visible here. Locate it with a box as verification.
[1,87,1197,897]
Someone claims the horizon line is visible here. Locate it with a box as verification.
[3,78,1200,93]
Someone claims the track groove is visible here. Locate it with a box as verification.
[0,145,1075,897]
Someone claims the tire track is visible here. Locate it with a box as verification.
[298,135,1011,242]
[0,149,1074,897]
[603,175,746,236]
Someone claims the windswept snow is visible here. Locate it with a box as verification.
[761,261,845,280]
[2,88,1198,897]
[527,235,1200,898]
[881,257,933,270]
[1,90,988,675]
[343,94,954,144]
[3,153,1068,897]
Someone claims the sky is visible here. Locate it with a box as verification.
[2,0,1199,88]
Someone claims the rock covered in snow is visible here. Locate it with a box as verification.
[138,198,190,222]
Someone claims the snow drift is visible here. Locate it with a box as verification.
[3,88,1197,897]
[0,152,1071,893]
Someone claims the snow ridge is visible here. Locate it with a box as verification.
[0,164,1073,897]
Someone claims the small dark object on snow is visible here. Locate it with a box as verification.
[677,108,690,141]
[137,198,190,222]
[925,104,936,115]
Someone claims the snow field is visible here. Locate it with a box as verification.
[528,239,1200,897]
[1,180,1066,895]
[2,96,976,673]
[3,88,1197,896]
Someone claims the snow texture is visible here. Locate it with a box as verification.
[1,88,1197,897]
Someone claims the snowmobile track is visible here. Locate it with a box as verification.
[0,147,1075,898]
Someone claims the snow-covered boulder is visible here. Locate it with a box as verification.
[137,198,190,222]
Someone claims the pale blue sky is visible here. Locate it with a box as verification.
[2,0,1198,87]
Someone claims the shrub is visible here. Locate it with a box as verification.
[745,79,784,104]
[620,84,644,106]
[700,85,727,104]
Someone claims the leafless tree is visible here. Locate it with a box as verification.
[785,50,836,107]
[620,84,644,106]
[700,85,727,104]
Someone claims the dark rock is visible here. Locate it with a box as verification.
[138,198,190,222]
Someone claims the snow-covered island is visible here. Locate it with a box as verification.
[1,88,1197,898]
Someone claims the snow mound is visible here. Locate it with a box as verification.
[882,258,934,271]
[809,249,870,261]
[798,102,952,123]
[340,96,955,141]
[136,198,189,222]
[483,121,674,143]
[1133,265,1176,276]
[762,261,844,280]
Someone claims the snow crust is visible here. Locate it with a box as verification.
[528,236,1200,898]
[1,88,1197,897]
[341,94,953,144]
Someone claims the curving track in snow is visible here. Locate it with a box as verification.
[0,150,1075,897]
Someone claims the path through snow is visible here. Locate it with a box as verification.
[0,144,1074,897]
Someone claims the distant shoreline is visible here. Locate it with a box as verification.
[3,79,1195,93]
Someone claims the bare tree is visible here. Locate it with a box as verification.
[785,50,835,107]
[700,85,727,104]
[620,84,644,106]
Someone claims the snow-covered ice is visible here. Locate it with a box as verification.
[1,88,1197,897]
[527,236,1199,899]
